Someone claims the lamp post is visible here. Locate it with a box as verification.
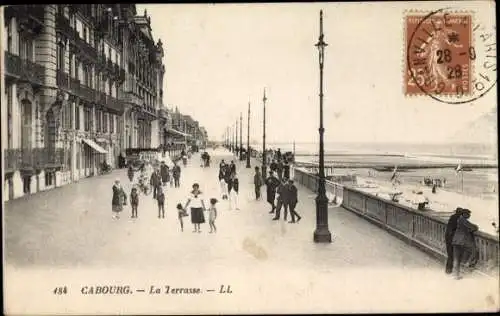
[239,112,243,161]
[262,88,267,178]
[246,102,251,168]
[313,10,332,243]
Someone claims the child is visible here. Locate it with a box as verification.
[208,198,218,233]
[176,203,187,232]
[157,186,165,218]
[130,186,139,218]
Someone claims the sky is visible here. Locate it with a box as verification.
[137,2,497,144]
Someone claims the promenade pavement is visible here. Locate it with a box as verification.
[4,149,499,314]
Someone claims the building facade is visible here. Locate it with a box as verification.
[2,4,166,201]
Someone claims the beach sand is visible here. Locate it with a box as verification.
[351,168,499,236]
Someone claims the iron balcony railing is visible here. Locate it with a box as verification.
[56,70,70,90]
[70,77,80,95]
[79,85,95,103]
[3,148,64,172]
[4,52,45,86]
[105,95,124,113]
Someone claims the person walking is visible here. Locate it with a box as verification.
[150,168,161,199]
[230,160,236,175]
[445,207,463,274]
[219,160,228,200]
[157,185,166,218]
[253,166,263,200]
[176,203,188,232]
[183,183,207,233]
[273,179,289,221]
[173,162,181,188]
[228,172,240,210]
[112,179,127,219]
[277,159,284,181]
[283,159,291,180]
[208,198,218,233]
[160,162,169,186]
[270,159,278,175]
[265,171,280,214]
[223,164,232,200]
[451,209,478,279]
[287,179,301,223]
[127,165,135,182]
[130,186,139,218]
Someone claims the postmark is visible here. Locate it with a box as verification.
[404,8,497,104]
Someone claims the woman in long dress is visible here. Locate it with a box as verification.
[183,183,207,233]
[112,179,127,219]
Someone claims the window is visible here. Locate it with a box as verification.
[83,27,87,43]
[103,112,108,133]
[21,101,32,149]
[19,37,33,61]
[6,20,12,52]
[110,114,114,133]
[84,107,91,132]
[75,104,80,130]
[83,65,90,86]
[96,109,101,132]
[5,86,13,148]
[57,40,65,71]
[69,53,74,77]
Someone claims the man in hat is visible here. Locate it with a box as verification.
[451,209,479,279]
[265,170,280,214]
[444,207,463,274]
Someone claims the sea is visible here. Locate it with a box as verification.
[254,141,498,161]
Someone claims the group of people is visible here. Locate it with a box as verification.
[218,160,240,210]
[112,150,223,234]
[445,207,479,279]
[112,156,184,221]
[256,168,301,224]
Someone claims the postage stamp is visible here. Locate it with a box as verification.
[404,8,497,103]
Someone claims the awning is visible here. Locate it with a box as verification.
[82,138,108,154]
[166,128,191,137]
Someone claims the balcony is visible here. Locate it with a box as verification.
[4,148,19,173]
[5,6,45,33]
[3,148,64,172]
[4,52,45,86]
[76,37,97,60]
[56,70,69,90]
[55,14,78,42]
[96,91,106,104]
[105,95,125,114]
[70,77,80,95]
[79,85,95,103]
[123,91,144,107]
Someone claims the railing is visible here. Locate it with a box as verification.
[76,36,97,60]
[5,52,21,77]
[293,167,499,276]
[123,91,144,107]
[4,148,19,173]
[96,91,106,104]
[79,84,95,103]
[105,95,124,113]
[56,70,69,90]
[3,148,65,171]
[4,52,45,85]
[293,168,344,202]
[70,78,80,95]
